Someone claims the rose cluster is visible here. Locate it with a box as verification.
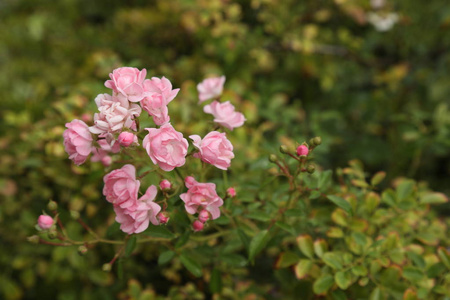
[62,68,245,234]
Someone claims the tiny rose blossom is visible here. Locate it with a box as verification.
[114,185,161,234]
[159,179,172,191]
[103,164,141,210]
[37,215,54,230]
[63,119,93,165]
[198,210,210,223]
[203,101,246,131]
[118,132,138,147]
[104,67,147,102]
[296,145,309,156]
[192,220,204,232]
[180,176,223,219]
[197,76,226,103]
[190,131,234,170]
[227,187,236,198]
[158,212,170,224]
[143,76,180,103]
[143,123,188,171]
[140,93,170,125]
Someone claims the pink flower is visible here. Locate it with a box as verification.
[104,67,147,102]
[180,176,223,219]
[114,185,161,234]
[158,212,170,224]
[227,187,236,198]
[118,132,138,147]
[296,145,309,156]
[190,131,234,170]
[103,164,141,210]
[192,220,204,232]
[89,93,141,135]
[143,76,180,103]
[198,210,210,223]
[197,76,226,103]
[91,138,120,166]
[63,119,93,165]
[203,101,246,130]
[159,179,172,191]
[37,215,53,230]
[143,123,188,171]
[140,93,170,126]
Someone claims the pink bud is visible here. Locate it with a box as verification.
[101,155,112,167]
[296,145,309,156]
[118,132,136,147]
[38,215,53,230]
[198,210,210,223]
[81,113,92,123]
[227,187,236,198]
[192,220,204,232]
[158,212,170,224]
[159,179,172,191]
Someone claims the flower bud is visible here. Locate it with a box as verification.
[269,154,278,163]
[38,215,54,230]
[296,145,309,157]
[159,179,172,191]
[101,155,112,167]
[192,220,204,232]
[312,137,322,146]
[47,200,58,211]
[198,210,210,223]
[158,212,170,224]
[47,231,57,239]
[102,263,112,272]
[78,245,88,256]
[27,235,40,244]
[118,132,137,147]
[279,145,289,154]
[307,164,315,174]
[227,187,236,198]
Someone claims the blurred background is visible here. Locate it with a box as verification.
[1,0,449,299]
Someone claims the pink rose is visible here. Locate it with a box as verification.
[296,145,309,156]
[159,179,172,191]
[140,93,170,126]
[227,187,236,198]
[63,119,93,165]
[143,76,180,103]
[197,76,226,103]
[103,164,140,210]
[158,212,170,224]
[192,220,204,232]
[104,67,147,102]
[37,215,53,230]
[91,138,120,166]
[203,101,246,130]
[190,131,234,170]
[180,176,223,219]
[198,210,210,223]
[118,132,138,147]
[114,185,161,234]
[143,123,188,171]
[89,93,141,135]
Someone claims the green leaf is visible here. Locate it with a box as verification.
[313,274,334,295]
[322,252,343,270]
[209,268,222,294]
[284,208,302,217]
[179,253,202,277]
[335,270,352,290]
[248,230,270,262]
[327,195,352,215]
[402,266,424,282]
[237,229,250,251]
[420,192,448,204]
[351,265,368,276]
[310,190,322,199]
[276,251,300,268]
[381,189,397,207]
[426,263,446,278]
[175,231,191,248]
[275,221,296,235]
[371,171,386,186]
[294,259,313,279]
[145,226,176,239]
[437,247,450,269]
[246,212,271,222]
[396,180,415,201]
[331,290,347,300]
[369,287,383,300]
[406,251,425,269]
[318,170,333,190]
[352,232,367,247]
[125,235,137,257]
[221,254,248,267]
[313,239,328,258]
[296,235,314,258]
[158,250,175,265]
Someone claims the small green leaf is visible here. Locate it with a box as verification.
[313,239,328,258]
[275,221,296,235]
[246,212,271,222]
[402,266,424,282]
[370,171,386,186]
[382,189,397,207]
[369,287,383,300]
[406,251,425,269]
[145,226,176,239]
[335,270,352,290]
[284,208,302,217]
[322,252,343,270]
[125,235,137,257]
[331,290,347,300]
[327,195,352,215]
[175,231,191,248]
[352,232,367,247]
[351,265,368,276]
[297,235,314,258]
[249,230,270,262]
[427,263,446,278]
[351,179,369,188]
[237,229,250,251]
[437,247,450,269]
[221,254,248,267]
[420,192,448,204]
[318,170,333,190]
[158,250,175,265]
[313,274,334,295]
[209,268,222,294]
[180,253,202,277]
[294,259,313,279]
[396,180,415,201]
[276,251,300,269]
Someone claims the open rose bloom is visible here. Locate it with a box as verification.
[190,131,234,170]
[197,76,226,103]
[203,101,246,131]
[63,119,93,165]
[105,67,147,102]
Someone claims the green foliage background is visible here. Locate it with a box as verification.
[1,0,449,299]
